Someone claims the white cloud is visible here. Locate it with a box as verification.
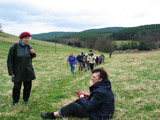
[1,19,82,36]
[0,0,160,35]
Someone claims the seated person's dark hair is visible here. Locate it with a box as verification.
[92,68,109,80]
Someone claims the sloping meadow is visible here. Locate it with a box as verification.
[0,35,160,120]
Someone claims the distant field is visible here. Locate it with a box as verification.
[115,40,131,45]
[115,40,139,47]
[0,33,160,120]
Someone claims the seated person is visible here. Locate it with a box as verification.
[41,68,115,120]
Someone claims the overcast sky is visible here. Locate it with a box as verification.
[0,0,160,36]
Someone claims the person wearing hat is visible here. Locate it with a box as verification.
[7,32,36,106]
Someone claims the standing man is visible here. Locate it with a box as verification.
[77,53,83,71]
[102,54,105,63]
[41,68,115,120]
[83,53,90,71]
[109,52,112,58]
[7,32,36,106]
[95,56,100,66]
[81,52,85,68]
[67,53,77,73]
[87,50,96,71]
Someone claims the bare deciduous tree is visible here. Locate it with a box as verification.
[85,38,96,49]
[0,23,2,32]
[95,37,115,53]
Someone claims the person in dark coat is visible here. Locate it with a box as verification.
[7,32,36,106]
[77,53,83,71]
[41,68,114,120]
[95,56,100,66]
[81,52,85,68]
[99,55,103,64]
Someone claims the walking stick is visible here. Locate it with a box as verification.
[67,62,69,73]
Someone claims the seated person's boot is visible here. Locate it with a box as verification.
[41,113,55,119]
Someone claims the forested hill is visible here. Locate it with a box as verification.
[111,24,160,41]
[31,27,127,41]
[31,32,75,40]
[83,27,126,32]
[31,24,160,43]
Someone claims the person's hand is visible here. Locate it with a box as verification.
[74,91,83,98]
[82,92,89,96]
[30,49,34,54]
[74,91,89,100]
[80,94,84,98]
[11,75,15,77]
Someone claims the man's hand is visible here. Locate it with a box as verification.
[80,94,84,98]
[74,91,89,100]
[82,92,89,96]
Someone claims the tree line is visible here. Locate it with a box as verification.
[66,24,160,52]
[111,24,160,41]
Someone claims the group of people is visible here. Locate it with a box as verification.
[7,32,115,120]
[95,55,105,66]
[67,50,105,74]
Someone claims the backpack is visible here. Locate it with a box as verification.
[13,43,18,58]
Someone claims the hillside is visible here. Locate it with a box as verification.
[111,24,160,41]
[30,24,160,52]
[31,27,127,42]
[0,33,160,120]
[31,32,75,41]
[31,24,160,43]
[57,31,113,41]
[61,24,160,42]
[83,27,127,32]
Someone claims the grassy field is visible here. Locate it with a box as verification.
[0,33,160,120]
[115,40,140,48]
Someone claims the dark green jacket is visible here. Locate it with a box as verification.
[7,42,36,82]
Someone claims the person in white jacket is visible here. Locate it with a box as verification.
[87,50,96,71]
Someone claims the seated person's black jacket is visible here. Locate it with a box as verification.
[79,78,114,120]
